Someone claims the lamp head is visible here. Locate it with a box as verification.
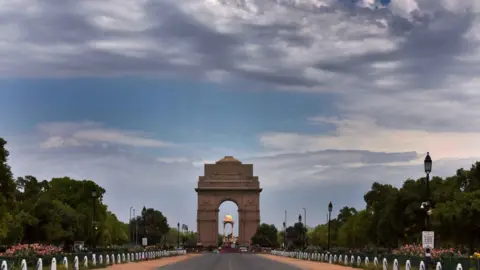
[424,152,432,174]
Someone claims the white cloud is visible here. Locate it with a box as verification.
[157,157,190,163]
[260,116,480,160]
[40,136,86,149]
[37,122,174,148]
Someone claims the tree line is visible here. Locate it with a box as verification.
[252,161,480,254]
[0,138,191,249]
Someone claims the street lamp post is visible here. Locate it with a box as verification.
[142,206,147,246]
[423,152,433,269]
[298,214,303,250]
[284,210,287,250]
[91,190,97,249]
[133,208,138,245]
[129,207,134,245]
[327,201,333,252]
[181,224,186,245]
[424,152,432,230]
[302,208,307,248]
[177,222,180,248]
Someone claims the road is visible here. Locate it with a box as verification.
[157,253,303,270]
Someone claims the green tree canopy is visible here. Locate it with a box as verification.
[0,138,172,248]
[251,223,278,248]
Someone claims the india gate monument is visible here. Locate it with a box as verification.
[195,156,261,247]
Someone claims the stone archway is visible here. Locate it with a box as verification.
[195,156,262,247]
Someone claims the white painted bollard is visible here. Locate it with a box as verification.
[374,257,379,268]
[63,257,68,269]
[106,254,110,265]
[351,255,355,265]
[99,255,103,264]
[406,260,411,270]
[1,261,7,270]
[344,255,348,265]
[436,262,443,270]
[92,254,96,266]
[383,258,388,270]
[51,258,57,270]
[127,253,130,261]
[73,256,79,270]
[36,258,43,270]
[357,256,362,266]
[21,259,27,270]
[339,255,343,263]
[111,254,115,264]
[365,257,370,266]
[122,253,126,262]
[117,254,121,263]
[83,256,88,268]
[334,254,338,263]
[393,259,399,270]
[420,261,426,270]
[456,263,463,270]
[329,254,332,263]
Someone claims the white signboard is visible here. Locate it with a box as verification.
[142,237,148,246]
[422,231,434,248]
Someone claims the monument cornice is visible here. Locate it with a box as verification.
[195,187,262,193]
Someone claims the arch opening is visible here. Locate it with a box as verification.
[218,200,239,248]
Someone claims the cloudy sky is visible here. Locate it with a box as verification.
[1,0,480,236]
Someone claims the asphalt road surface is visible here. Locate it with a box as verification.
[158,253,303,270]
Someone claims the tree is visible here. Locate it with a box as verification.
[284,222,307,250]
[0,137,166,247]
[0,138,16,208]
[308,224,328,247]
[218,234,223,247]
[0,138,16,240]
[130,208,169,246]
[251,223,278,248]
[337,210,372,248]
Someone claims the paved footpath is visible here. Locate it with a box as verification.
[258,254,355,270]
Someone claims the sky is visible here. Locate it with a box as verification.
[1,0,480,236]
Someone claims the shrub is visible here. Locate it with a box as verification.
[392,244,465,259]
[4,244,63,257]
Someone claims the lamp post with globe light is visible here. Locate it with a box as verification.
[177,222,180,248]
[91,190,98,248]
[298,214,303,249]
[327,201,333,252]
[422,152,433,229]
[421,152,433,269]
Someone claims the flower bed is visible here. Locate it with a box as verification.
[393,244,465,259]
[1,244,63,258]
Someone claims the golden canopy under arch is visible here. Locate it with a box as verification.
[223,214,234,223]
